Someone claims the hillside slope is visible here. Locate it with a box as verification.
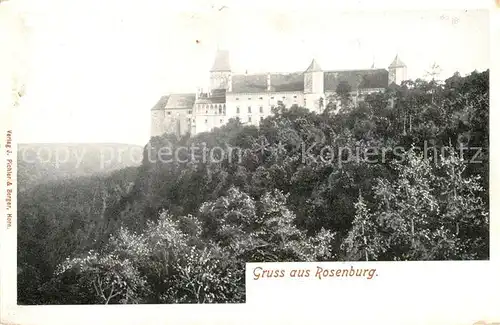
[17,70,490,304]
[17,143,143,192]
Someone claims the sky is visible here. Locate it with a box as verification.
[6,0,490,145]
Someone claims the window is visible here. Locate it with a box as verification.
[248,97,251,100]
[260,116,264,122]
[205,119,208,124]
[259,106,263,113]
[236,97,239,101]
[248,116,252,122]
[259,97,263,100]
[282,96,286,99]
[220,119,223,124]
[271,96,274,99]
[248,106,252,113]
[205,110,208,114]
[293,95,297,99]
[167,111,171,115]
[218,107,222,114]
[236,116,240,122]
[188,110,192,114]
[236,106,240,114]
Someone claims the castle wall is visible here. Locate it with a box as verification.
[225,91,304,127]
[304,93,326,113]
[152,86,386,138]
[192,103,226,134]
[150,110,165,137]
[150,109,192,138]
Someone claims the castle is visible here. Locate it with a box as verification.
[150,50,407,138]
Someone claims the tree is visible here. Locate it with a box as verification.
[369,146,488,260]
[53,212,246,304]
[336,80,352,99]
[198,187,335,262]
[256,189,335,262]
[336,81,352,110]
[342,194,386,261]
[54,249,150,304]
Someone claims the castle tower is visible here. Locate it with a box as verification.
[210,49,232,92]
[304,58,325,112]
[388,55,407,85]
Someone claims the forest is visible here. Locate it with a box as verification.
[18,70,489,304]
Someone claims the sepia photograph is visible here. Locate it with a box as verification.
[9,4,490,306]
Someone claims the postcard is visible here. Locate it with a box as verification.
[1,0,499,324]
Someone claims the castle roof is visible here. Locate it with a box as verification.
[229,68,388,93]
[210,50,231,72]
[270,73,304,92]
[389,55,406,68]
[305,59,322,72]
[151,95,170,110]
[324,69,389,91]
[230,72,305,93]
[151,93,196,110]
[231,74,268,93]
[195,89,226,104]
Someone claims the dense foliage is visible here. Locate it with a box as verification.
[18,70,489,304]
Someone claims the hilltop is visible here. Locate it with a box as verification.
[17,142,143,192]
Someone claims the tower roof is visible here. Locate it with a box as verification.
[389,55,406,68]
[305,59,322,72]
[210,50,231,72]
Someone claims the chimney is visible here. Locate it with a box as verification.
[267,73,271,91]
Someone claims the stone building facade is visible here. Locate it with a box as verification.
[150,50,407,138]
